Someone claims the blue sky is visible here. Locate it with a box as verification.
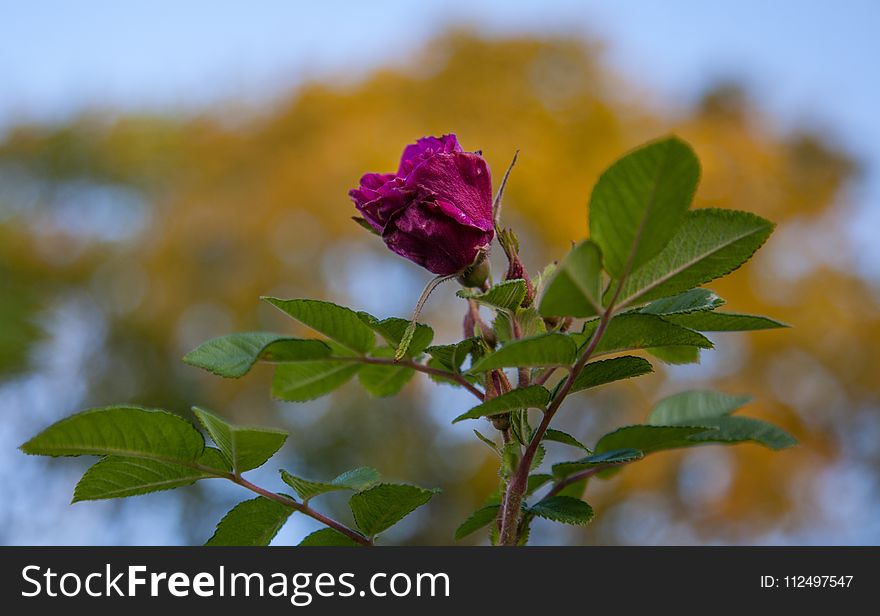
[1,0,878,273]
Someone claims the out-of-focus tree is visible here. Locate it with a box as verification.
[2,32,877,545]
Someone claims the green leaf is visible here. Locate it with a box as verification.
[72,448,228,502]
[542,429,590,451]
[663,311,788,331]
[262,298,375,353]
[639,288,724,316]
[192,407,287,472]
[349,484,438,536]
[272,361,361,402]
[473,429,500,453]
[589,137,700,279]
[531,444,546,471]
[500,441,520,479]
[552,448,644,478]
[689,416,797,450]
[538,240,603,317]
[645,391,795,449]
[647,390,752,426]
[453,385,550,423]
[299,528,362,546]
[454,505,500,540]
[526,473,555,495]
[358,315,433,357]
[494,307,546,343]
[647,345,701,364]
[577,313,713,355]
[458,279,527,311]
[509,409,532,446]
[529,496,594,525]
[280,466,380,501]
[351,216,379,235]
[20,406,204,461]
[332,466,383,491]
[183,333,331,378]
[469,334,577,373]
[426,339,478,373]
[356,347,415,397]
[570,356,654,394]
[595,425,708,454]
[205,496,293,546]
[614,208,774,307]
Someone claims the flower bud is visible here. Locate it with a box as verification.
[349,134,494,275]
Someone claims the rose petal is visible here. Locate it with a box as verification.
[405,151,493,231]
[350,174,406,231]
[383,197,493,275]
[398,134,462,176]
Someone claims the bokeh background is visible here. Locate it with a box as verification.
[2,0,879,545]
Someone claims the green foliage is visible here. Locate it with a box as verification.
[569,356,654,394]
[663,311,788,331]
[589,137,700,280]
[358,315,434,357]
[20,134,796,547]
[299,528,362,547]
[21,406,205,461]
[453,385,550,423]
[529,496,594,525]
[206,496,293,546]
[613,208,774,307]
[578,313,713,355]
[595,389,797,459]
[494,307,546,343]
[426,339,478,373]
[469,334,577,372]
[647,390,751,426]
[280,466,380,501]
[552,449,644,478]
[349,484,439,536]
[526,473,555,495]
[183,333,331,378]
[647,345,701,365]
[594,425,708,455]
[689,416,797,450]
[454,505,500,540]
[538,240,603,317]
[193,407,287,472]
[645,389,796,449]
[458,279,527,311]
[263,297,376,353]
[358,348,415,397]
[73,449,227,502]
[272,361,362,402]
[542,429,590,451]
[639,288,724,316]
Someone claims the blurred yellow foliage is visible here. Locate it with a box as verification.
[1,32,876,544]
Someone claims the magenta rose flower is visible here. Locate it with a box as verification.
[349,134,494,276]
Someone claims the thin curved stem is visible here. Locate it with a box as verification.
[185,461,373,546]
[493,150,519,229]
[395,274,456,360]
[231,474,373,546]
[333,355,484,401]
[542,460,634,501]
[533,366,559,388]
